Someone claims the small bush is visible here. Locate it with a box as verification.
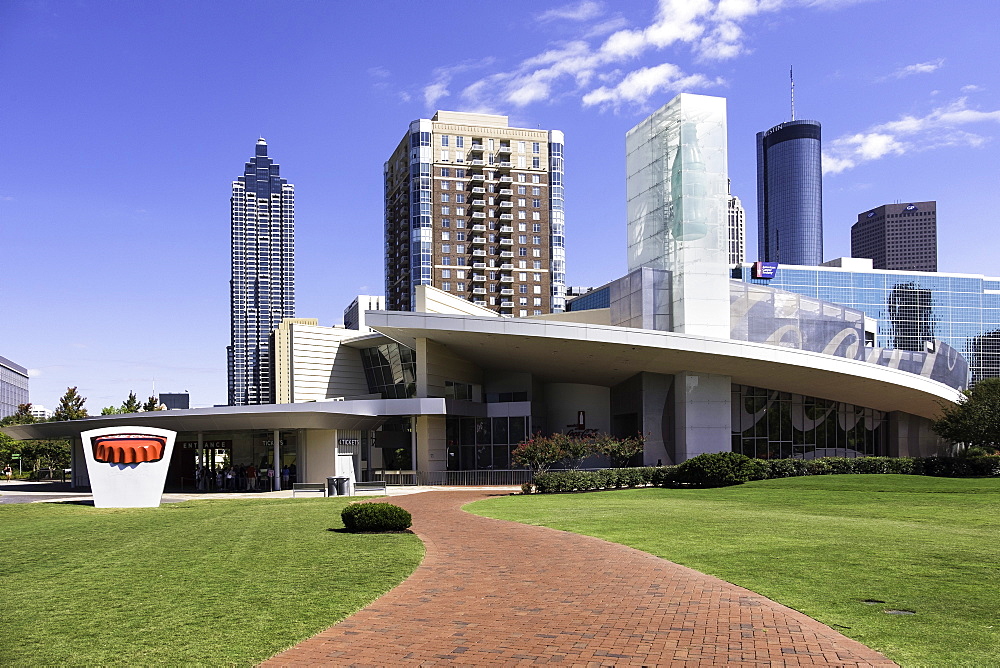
[675,452,768,488]
[341,502,412,532]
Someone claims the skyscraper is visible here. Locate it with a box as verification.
[228,139,295,406]
[384,111,565,317]
[851,201,937,272]
[756,119,823,265]
[0,355,29,419]
[727,181,745,265]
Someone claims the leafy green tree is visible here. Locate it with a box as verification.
[932,378,1000,453]
[556,432,591,469]
[120,391,142,414]
[512,433,569,474]
[1,404,36,427]
[142,395,162,412]
[52,387,88,421]
[100,406,122,415]
[592,433,646,467]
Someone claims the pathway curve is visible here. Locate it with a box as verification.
[264,490,895,667]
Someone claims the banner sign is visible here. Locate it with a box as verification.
[753,261,779,280]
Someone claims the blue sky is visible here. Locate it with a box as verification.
[4,0,999,410]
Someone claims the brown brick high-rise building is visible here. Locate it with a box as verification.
[384,111,565,316]
[851,201,937,272]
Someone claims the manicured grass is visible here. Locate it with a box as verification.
[0,497,422,666]
[469,475,1000,667]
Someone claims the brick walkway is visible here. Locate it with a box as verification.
[264,490,896,667]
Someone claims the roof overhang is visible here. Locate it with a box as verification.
[367,311,962,419]
[2,398,447,441]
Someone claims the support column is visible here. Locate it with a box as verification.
[273,429,281,491]
[674,371,731,463]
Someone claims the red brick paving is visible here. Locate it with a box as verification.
[263,490,896,667]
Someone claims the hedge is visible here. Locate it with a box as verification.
[341,502,412,532]
[524,455,1000,493]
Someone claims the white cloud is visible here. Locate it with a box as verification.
[428,0,865,111]
[824,98,1000,174]
[961,84,984,93]
[538,1,604,22]
[887,58,944,79]
[583,64,722,109]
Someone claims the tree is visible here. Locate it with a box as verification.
[592,433,646,467]
[1,404,36,427]
[100,406,122,416]
[142,395,162,412]
[512,433,567,474]
[120,391,142,414]
[53,387,88,421]
[932,378,1000,453]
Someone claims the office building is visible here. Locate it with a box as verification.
[0,356,29,419]
[228,138,295,406]
[728,184,745,265]
[384,111,566,318]
[29,405,52,420]
[756,120,823,265]
[851,201,937,272]
[159,393,190,410]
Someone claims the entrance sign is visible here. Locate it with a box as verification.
[81,426,177,508]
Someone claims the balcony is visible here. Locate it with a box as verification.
[500,288,514,296]
[473,300,487,306]
[472,262,486,269]
[500,263,513,269]
[470,174,485,181]
[471,211,486,219]
[499,225,513,233]
[469,143,484,153]
[471,224,486,232]
[498,188,513,197]
[472,249,487,257]
[497,144,512,154]
[498,176,513,184]
[470,158,485,166]
[472,274,487,282]
[500,276,515,283]
[472,287,487,295]
[471,236,487,244]
[499,213,514,221]
[500,251,513,258]
[471,187,486,194]
[470,199,486,207]
[500,301,514,308]
[499,239,513,246]
[499,201,513,208]
[496,161,513,170]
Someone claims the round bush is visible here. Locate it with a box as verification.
[341,502,412,532]
[675,452,768,487]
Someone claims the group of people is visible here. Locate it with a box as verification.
[194,463,297,492]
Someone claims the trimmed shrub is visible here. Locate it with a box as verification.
[650,466,678,487]
[822,457,856,475]
[675,452,768,488]
[341,502,412,532]
[765,458,806,478]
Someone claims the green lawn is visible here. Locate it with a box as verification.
[0,497,423,666]
[469,475,1000,667]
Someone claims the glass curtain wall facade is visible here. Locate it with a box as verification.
[0,356,29,419]
[732,384,887,459]
[737,264,1000,385]
[446,416,529,470]
[756,120,823,266]
[228,139,295,405]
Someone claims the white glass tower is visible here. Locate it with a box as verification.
[228,139,295,405]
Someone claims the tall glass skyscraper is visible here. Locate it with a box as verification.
[756,120,823,265]
[228,139,295,405]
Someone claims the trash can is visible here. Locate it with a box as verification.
[327,476,351,497]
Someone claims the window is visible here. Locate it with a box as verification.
[517,185,526,195]
[518,248,527,256]
[532,236,540,245]
[441,181,450,190]
[518,141,526,153]
[442,269,451,278]
[441,194,450,202]
[519,285,528,293]
[442,206,450,215]
[488,234,496,242]
[532,157,540,168]
[456,270,465,279]
[532,175,540,183]
[532,212,540,220]
[442,282,451,291]
[456,136,464,148]
[442,231,451,240]
[456,244,465,254]
[456,231,466,240]
[532,223,541,232]
[456,207,465,215]
[519,298,528,305]
[518,223,527,231]
[518,174,526,182]
[441,168,451,177]
[442,244,451,253]
[518,198,526,207]
[456,169,466,177]
[532,187,540,196]
[489,284,497,292]
[518,211,526,219]
[518,235,527,243]
[442,219,450,228]
[457,282,465,291]
[532,199,540,208]
[533,309,542,315]
[442,257,451,265]
[533,298,542,306]
[519,260,527,268]
[519,272,527,280]
[532,249,541,257]
[455,194,465,203]
[441,135,449,146]
[532,142,540,153]
[533,285,541,294]
[441,150,450,160]
[533,273,541,281]
[456,220,466,228]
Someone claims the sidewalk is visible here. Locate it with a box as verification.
[263,490,897,667]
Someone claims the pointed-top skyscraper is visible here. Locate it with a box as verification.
[228,139,295,405]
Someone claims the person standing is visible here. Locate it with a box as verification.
[3,464,11,481]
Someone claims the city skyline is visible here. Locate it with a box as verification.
[4,0,1000,409]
